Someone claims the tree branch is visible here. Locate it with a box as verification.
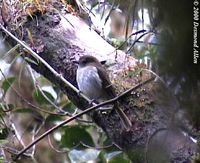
[0,24,92,104]
[14,77,155,160]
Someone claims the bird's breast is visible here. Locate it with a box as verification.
[76,66,103,100]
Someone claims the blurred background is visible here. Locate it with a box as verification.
[0,0,199,162]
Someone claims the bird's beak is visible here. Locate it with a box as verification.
[100,60,106,65]
[72,60,79,65]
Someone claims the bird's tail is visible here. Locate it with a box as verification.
[114,104,132,131]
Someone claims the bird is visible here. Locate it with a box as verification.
[76,55,132,130]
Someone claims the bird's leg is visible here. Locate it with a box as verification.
[89,99,113,112]
[77,91,98,106]
[88,99,97,105]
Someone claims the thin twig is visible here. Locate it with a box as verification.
[2,146,31,156]
[116,76,155,99]
[0,44,20,60]
[0,69,66,116]
[105,29,147,56]
[11,122,26,148]
[14,76,155,160]
[126,31,152,54]
[0,67,94,123]
[14,101,102,160]
[30,122,45,157]
[27,65,63,112]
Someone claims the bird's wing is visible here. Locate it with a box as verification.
[96,66,117,98]
[97,65,132,130]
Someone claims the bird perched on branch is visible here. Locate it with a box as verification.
[75,55,132,130]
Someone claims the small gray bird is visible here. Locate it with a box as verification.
[76,55,132,130]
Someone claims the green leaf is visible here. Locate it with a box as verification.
[45,114,63,122]
[13,107,43,116]
[1,76,16,94]
[98,151,107,163]
[32,89,55,105]
[62,102,76,114]
[0,156,5,163]
[106,151,131,163]
[0,128,10,139]
[61,125,94,149]
[68,149,100,163]
[0,139,9,145]
[52,86,61,95]
[14,107,36,113]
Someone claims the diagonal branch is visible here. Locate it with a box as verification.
[0,24,92,104]
[14,76,155,160]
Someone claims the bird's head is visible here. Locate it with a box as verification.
[76,55,105,68]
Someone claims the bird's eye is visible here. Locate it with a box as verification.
[82,60,87,64]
